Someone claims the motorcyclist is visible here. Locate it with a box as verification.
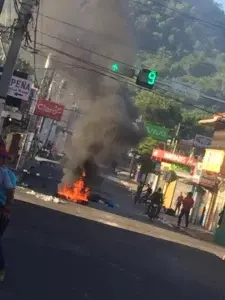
[148,187,163,217]
[134,181,145,204]
[142,183,153,203]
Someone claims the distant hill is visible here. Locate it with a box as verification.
[129,0,225,107]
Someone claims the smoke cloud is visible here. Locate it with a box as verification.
[40,0,141,184]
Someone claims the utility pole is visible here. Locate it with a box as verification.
[0,0,5,15]
[16,54,54,169]
[43,79,67,148]
[0,0,39,133]
[172,123,181,153]
[35,68,56,145]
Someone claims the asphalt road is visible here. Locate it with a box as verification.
[0,192,225,299]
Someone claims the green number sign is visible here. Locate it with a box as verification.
[136,69,158,89]
[147,70,157,85]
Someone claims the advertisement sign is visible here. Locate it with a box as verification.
[193,134,212,148]
[152,149,197,167]
[192,162,216,187]
[0,72,32,101]
[34,99,64,121]
[145,123,168,141]
[202,149,225,173]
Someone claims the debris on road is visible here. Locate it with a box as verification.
[24,189,66,204]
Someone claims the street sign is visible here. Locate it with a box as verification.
[145,123,168,141]
[0,72,32,101]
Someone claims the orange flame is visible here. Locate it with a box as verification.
[58,173,89,203]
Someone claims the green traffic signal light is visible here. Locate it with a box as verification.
[136,69,157,89]
[111,63,119,72]
[110,63,135,78]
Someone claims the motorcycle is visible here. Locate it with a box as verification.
[147,202,159,220]
[132,190,150,204]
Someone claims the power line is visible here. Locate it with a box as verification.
[31,46,223,117]
[36,30,135,68]
[38,12,128,46]
[36,31,224,100]
[38,2,225,38]
[131,0,225,31]
[38,30,214,71]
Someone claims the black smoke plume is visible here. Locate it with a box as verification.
[40,0,142,185]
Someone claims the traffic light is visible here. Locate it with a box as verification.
[111,63,119,72]
[110,63,135,78]
[136,69,157,89]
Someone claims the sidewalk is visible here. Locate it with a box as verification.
[115,172,216,244]
[160,213,214,243]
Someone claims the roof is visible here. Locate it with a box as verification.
[199,113,225,125]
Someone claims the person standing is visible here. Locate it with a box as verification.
[111,160,118,175]
[175,193,183,216]
[0,149,16,282]
[177,192,194,228]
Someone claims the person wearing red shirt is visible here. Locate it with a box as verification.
[177,192,194,228]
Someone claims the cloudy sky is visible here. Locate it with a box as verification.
[214,0,225,9]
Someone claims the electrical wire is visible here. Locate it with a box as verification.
[30,46,223,118]
[37,30,215,71]
[38,12,130,46]
[38,1,225,37]
[34,35,225,104]
[131,0,225,30]
[36,30,135,68]
[31,8,225,98]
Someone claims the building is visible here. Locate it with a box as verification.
[151,149,198,208]
[198,113,225,240]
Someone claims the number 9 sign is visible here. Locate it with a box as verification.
[147,70,157,85]
[136,68,158,89]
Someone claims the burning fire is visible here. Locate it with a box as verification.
[58,173,89,203]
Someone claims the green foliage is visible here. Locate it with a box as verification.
[138,137,158,155]
[130,0,225,105]
[15,58,34,75]
[135,90,182,127]
[129,0,225,150]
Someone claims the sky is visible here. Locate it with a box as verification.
[215,0,225,9]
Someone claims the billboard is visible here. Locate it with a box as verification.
[152,149,197,167]
[145,123,169,141]
[202,149,225,173]
[34,99,64,121]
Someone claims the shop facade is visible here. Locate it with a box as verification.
[151,149,197,208]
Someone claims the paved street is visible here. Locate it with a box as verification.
[0,187,225,299]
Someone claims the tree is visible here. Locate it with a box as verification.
[138,137,158,155]
[130,0,225,106]
[135,90,182,127]
[180,109,213,139]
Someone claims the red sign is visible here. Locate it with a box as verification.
[34,99,64,121]
[152,149,197,167]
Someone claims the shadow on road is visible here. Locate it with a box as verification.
[0,200,225,299]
